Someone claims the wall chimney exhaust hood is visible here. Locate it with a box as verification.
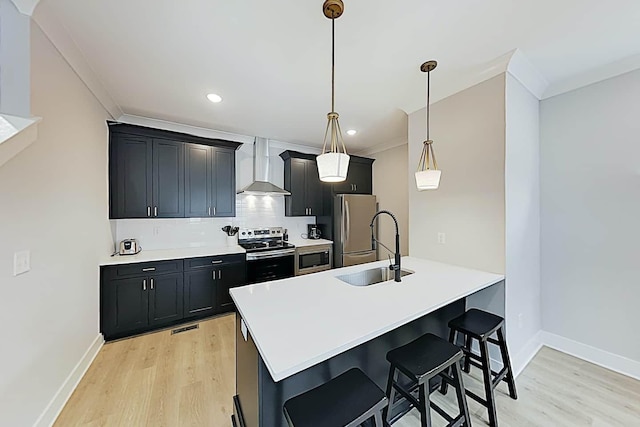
[237,137,291,196]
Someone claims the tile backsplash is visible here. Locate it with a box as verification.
[113,195,315,251]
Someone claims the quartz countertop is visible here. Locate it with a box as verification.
[100,245,246,266]
[230,256,504,382]
[288,238,333,248]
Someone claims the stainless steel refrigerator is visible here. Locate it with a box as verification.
[333,194,377,267]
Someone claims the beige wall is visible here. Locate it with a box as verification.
[408,75,506,274]
[0,24,112,426]
[371,144,409,259]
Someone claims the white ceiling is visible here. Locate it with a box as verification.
[38,0,640,152]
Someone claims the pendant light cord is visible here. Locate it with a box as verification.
[331,17,335,113]
[426,70,430,141]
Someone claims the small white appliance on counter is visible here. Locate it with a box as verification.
[119,238,141,255]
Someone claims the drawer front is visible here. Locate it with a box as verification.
[107,260,184,279]
[185,254,245,270]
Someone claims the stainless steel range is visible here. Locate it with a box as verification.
[238,227,296,284]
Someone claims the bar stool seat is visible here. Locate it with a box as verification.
[383,333,471,427]
[447,309,504,339]
[283,368,388,427]
[442,309,518,427]
[387,333,462,382]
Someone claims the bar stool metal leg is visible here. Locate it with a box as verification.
[496,326,518,400]
[479,339,498,427]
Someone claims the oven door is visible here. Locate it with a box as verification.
[246,253,295,284]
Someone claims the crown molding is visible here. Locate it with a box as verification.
[32,2,122,119]
[353,137,407,156]
[506,49,549,99]
[10,0,40,16]
[543,53,640,99]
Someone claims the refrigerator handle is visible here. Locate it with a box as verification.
[345,200,350,242]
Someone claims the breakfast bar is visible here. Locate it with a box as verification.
[230,257,505,426]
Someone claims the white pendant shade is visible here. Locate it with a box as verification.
[317,152,350,182]
[415,170,441,191]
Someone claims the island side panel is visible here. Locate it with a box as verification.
[235,314,260,427]
[258,300,466,427]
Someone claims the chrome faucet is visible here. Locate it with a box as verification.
[370,210,401,282]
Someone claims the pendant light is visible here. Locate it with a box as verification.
[415,60,441,191]
[317,0,350,183]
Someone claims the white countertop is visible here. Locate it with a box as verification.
[100,245,246,266]
[230,256,504,382]
[288,238,333,248]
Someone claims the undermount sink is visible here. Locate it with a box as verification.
[337,267,414,287]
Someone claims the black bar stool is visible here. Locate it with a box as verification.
[283,368,388,427]
[441,309,518,427]
[383,333,471,427]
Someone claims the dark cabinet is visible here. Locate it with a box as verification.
[111,135,153,218]
[184,268,217,318]
[110,135,184,219]
[107,276,149,335]
[101,255,246,341]
[152,139,185,218]
[184,144,236,218]
[184,255,246,317]
[331,158,374,195]
[218,262,247,311]
[280,151,325,217]
[103,269,183,338]
[109,122,241,219]
[149,273,184,325]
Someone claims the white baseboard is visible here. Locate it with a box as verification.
[540,331,640,381]
[33,334,104,427]
[512,331,543,378]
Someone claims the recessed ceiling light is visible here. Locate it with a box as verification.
[207,93,223,103]
[346,129,357,136]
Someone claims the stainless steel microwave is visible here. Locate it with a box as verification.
[295,245,333,276]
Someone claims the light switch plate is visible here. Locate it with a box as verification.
[13,250,30,276]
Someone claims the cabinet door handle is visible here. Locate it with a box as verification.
[143,279,146,291]
[354,184,357,191]
[212,271,216,281]
[142,267,156,272]
[309,207,312,215]
[147,206,151,217]
[154,206,158,217]
[213,207,216,216]
[211,260,223,264]
[218,270,221,280]
[150,278,154,290]
[208,207,211,216]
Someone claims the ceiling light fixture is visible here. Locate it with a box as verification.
[415,60,441,191]
[207,93,223,103]
[346,129,357,136]
[316,0,350,183]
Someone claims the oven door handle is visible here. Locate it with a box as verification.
[246,249,295,261]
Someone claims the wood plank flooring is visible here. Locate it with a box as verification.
[55,315,640,426]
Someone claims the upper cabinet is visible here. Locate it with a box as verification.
[331,156,374,195]
[280,151,325,217]
[109,122,241,219]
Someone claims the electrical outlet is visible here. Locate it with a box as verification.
[437,232,446,244]
[13,250,31,276]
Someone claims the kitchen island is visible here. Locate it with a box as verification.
[230,257,505,426]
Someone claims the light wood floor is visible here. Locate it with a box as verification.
[55,315,640,426]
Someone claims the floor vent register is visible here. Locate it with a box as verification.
[171,324,199,335]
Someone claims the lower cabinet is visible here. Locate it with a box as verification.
[101,255,246,341]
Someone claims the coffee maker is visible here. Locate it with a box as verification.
[307,224,322,240]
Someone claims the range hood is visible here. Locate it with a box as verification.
[237,137,291,196]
